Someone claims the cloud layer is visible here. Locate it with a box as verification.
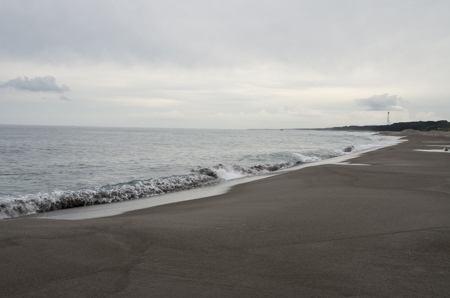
[355,94,405,111]
[0,76,69,93]
[0,1,449,128]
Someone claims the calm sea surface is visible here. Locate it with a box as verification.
[0,125,398,218]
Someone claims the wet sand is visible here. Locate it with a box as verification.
[1,135,450,297]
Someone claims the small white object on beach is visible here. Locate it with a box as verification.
[415,149,450,153]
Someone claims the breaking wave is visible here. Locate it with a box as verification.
[0,138,396,219]
[0,174,218,219]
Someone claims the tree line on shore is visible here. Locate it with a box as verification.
[317,120,450,132]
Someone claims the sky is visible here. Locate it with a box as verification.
[0,0,449,129]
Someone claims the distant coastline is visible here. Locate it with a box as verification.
[309,120,450,132]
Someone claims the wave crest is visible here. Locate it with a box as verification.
[194,161,299,180]
[0,174,218,219]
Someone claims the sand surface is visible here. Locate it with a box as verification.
[1,135,449,297]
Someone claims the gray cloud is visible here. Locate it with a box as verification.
[355,94,405,111]
[0,76,69,93]
[1,0,449,73]
[59,95,70,101]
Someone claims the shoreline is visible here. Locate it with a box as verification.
[1,134,450,297]
[25,134,403,220]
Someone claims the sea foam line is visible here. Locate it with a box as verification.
[0,138,396,219]
[0,159,308,219]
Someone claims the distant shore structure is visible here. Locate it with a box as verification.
[387,112,391,125]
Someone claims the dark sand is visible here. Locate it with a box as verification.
[1,135,450,297]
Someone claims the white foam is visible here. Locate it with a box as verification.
[292,153,322,163]
[414,149,450,153]
[0,174,219,219]
[26,175,273,220]
[335,162,370,166]
[352,134,403,152]
[214,167,248,180]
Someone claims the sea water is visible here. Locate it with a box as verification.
[0,125,399,219]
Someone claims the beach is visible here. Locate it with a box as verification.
[1,134,449,297]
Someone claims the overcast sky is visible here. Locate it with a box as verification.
[1,0,449,129]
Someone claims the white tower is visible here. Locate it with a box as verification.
[387,112,390,125]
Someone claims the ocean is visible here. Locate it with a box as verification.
[0,125,399,219]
